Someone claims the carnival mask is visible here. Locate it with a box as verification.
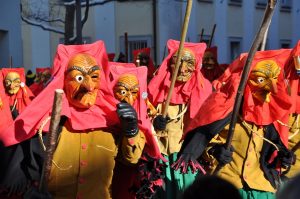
[4,72,21,95]
[114,74,139,106]
[137,52,150,67]
[170,48,196,82]
[248,60,281,103]
[202,51,218,70]
[64,53,101,109]
[40,70,51,85]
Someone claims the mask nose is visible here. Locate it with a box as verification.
[270,79,278,94]
[126,94,134,106]
[82,76,95,92]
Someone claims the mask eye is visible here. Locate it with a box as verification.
[257,77,265,83]
[120,90,127,95]
[75,75,84,83]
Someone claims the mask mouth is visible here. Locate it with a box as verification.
[74,87,90,100]
[203,64,215,70]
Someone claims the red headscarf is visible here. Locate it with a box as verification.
[148,39,212,132]
[133,47,156,80]
[186,49,293,146]
[0,41,121,147]
[107,53,115,61]
[1,68,34,114]
[0,72,13,132]
[284,40,300,114]
[201,46,226,82]
[107,62,161,159]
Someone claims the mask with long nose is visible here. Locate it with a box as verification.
[170,48,196,82]
[4,72,21,95]
[114,74,139,106]
[64,53,101,109]
[248,60,280,103]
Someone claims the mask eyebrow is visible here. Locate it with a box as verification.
[116,82,139,91]
[66,66,87,75]
[87,65,100,74]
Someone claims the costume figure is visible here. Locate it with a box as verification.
[133,48,156,82]
[0,41,146,199]
[25,70,36,87]
[108,63,162,199]
[201,46,227,82]
[148,39,212,199]
[29,67,52,96]
[282,41,300,179]
[173,49,295,199]
[1,68,34,119]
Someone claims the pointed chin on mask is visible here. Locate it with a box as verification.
[64,53,101,109]
[247,60,280,103]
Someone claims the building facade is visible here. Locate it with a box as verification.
[20,0,300,71]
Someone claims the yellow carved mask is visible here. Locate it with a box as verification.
[4,72,21,95]
[248,60,281,103]
[64,53,101,109]
[170,48,196,82]
[202,51,218,70]
[114,74,139,105]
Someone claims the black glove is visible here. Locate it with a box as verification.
[172,130,211,174]
[24,186,52,199]
[277,149,296,169]
[209,144,234,166]
[117,102,139,138]
[153,115,169,131]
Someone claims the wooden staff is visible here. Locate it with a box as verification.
[9,56,13,68]
[39,89,64,192]
[199,28,204,42]
[213,0,277,174]
[208,24,216,48]
[125,32,129,63]
[162,0,193,117]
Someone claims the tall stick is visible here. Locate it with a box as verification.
[208,24,216,48]
[260,20,271,51]
[9,56,13,68]
[162,0,193,117]
[199,28,204,42]
[125,32,129,63]
[39,89,64,192]
[213,0,277,174]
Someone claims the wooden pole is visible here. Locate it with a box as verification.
[75,0,82,44]
[125,32,129,63]
[208,24,216,48]
[39,89,64,192]
[199,28,204,42]
[162,0,193,117]
[213,0,278,174]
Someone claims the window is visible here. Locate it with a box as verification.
[280,40,291,49]
[228,0,243,6]
[198,0,213,3]
[280,0,291,12]
[119,35,152,62]
[256,0,267,9]
[229,37,242,62]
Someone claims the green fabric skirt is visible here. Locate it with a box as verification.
[155,153,199,199]
[238,188,275,199]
